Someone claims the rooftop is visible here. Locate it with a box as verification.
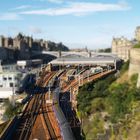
[49,54,121,65]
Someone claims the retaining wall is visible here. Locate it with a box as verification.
[129,48,140,75]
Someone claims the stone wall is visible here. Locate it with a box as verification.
[129,48,140,76]
[129,48,140,87]
[135,26,140,41]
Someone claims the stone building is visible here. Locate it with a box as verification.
[111,36,133,61]
[4,37,9,48]
[44,41,49,51]
[13,34,31,60]
[32,39,44,51]
[23,36,33,48]
[0,36,5,47]
[0,64,24,99]
[135,26,140,42]
[19,42,30,60]
[13,38,21,49]
[28,37,33,48]
[0,33,68,62]
[112,26,140,61]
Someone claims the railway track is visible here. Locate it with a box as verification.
[8,69,80,140]
[42,93,57,140]
[27,71,61,140]
[63,69,115,92]
[10,72,57,140]
[18,94,42,140]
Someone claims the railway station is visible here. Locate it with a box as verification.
[48,54,122,70]
[0,53,119,140]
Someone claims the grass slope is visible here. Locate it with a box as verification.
[77,62,140,140]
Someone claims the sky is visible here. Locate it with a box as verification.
[0,0,140,49]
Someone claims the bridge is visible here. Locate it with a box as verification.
[32,50,117,58]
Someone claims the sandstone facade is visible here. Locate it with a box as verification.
[129,48,140,76]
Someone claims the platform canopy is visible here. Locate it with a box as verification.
[49,54,121,66]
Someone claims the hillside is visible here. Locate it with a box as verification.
[47,41,69,51]
[77,62,140,140]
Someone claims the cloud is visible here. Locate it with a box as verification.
[0,13,21,20]
[47,0,64,4]
[11,5,32,10]
[21,2,131,16]
[36,0,64,3]
[29,26,43,34]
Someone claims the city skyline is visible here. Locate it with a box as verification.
[0,0,140,49]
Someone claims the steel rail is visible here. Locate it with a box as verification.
[42,93,57,140]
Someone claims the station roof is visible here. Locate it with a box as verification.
[49,54,121,65]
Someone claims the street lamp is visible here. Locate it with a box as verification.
[78,75,81,86]
[48,82,51,101]
[12,82,15,107]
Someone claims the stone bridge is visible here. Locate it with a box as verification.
[32,50,115,58]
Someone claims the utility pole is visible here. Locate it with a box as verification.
[48,82,51,101]
[81,75,83,85]
[88,70,90,82]
[78,75,81,86]
[78,64,79,74]
[70,87,72,103]
[114,59,116,70]
[12,82,15,107]
[107,65,110,71]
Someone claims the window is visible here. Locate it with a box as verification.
[10,83,13,87]
[3,77,7,81]
[8,77,12,80]
[14,77,18,80]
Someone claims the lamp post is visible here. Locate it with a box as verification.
[70,87,72,103]
[48,82,51,101]
[78,75,81,86]
[12,82,15,107]
[81,75,83,86]
[114,59,116,70]
[88,70,90,82]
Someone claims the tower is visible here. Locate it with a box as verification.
[29,37,33,48]
[111,38,117,53]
